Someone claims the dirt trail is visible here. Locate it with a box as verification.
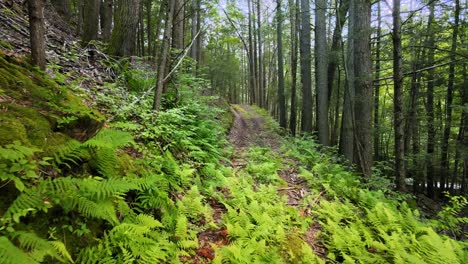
[228,105,281,151]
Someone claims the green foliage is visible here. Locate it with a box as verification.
[431,194,468,237]
[245,147,283,184]
[51,129,133,177]
[0,142,48,192]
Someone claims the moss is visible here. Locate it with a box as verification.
[0,113,29,146]
[42,132,73,157]
[0,51,105,144]
[0,40,13,50]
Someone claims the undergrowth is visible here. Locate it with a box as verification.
[0,51,467,264]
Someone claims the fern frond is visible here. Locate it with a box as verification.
[0,236,38,264]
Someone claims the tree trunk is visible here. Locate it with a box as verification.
[172,0,184,49]
[51,0,71,22]
[248,0,257,105]
[276,0,287,128]
[27,0,47,70]
[146,0,153,56]
[153,0,167,58]
[153,0,175,111]
[190,0,197,61]
[373,0,381,161]
[440,0,460,194]
[82,0,100,45]
[289,0,299,136]
[327,0,348,103]
[300,0,313,133]
[315,0,329,145]
[425,2,436,198]
[109,0,141,56]
[100,0,113,41]
[257,0,264,108]
[339,0,354,162]
[392,0,406,191]
[352,0,373,177]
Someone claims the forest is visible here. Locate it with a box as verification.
[0,0,467,263]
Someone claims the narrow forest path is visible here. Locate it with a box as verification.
[228,104,309,208]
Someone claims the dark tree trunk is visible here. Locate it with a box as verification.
[339,0,354,162]
[300,0,313,133]
[289,0,299,136]
[393,0,406,191]
[82,0,100,45]
[327,0,349,103]
[248,0,257,105]
[276,0,286,128]
[440,0,460,194]
[51,0,71,22]
[257,0,265,108]
[109,0,141,56]
[373,0,381,161]
[27,0,47,70]
[100,0,113,41]
[146,0,153,56]
[353,0,373,177]
[315,0,329,145]
[426,1,436,198]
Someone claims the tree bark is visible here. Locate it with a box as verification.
[146,0,153,56]
[109,0,141,56]
[373,0,381,161]
[27,0,47,70]
[51,0,71,22]
[393,0,406,191]
[276,0,287,128]
[289,0,299,136]
[315,0,329,145]
[82,0,100,45]
[352,0,373,177]
[339,0,354,162]
[172,0,185,49]
[300,0,313,133]
[425,1,436,198]
[153,0,175,111]
[257,0,265,108]
[440,0,460,194]
[100,0,113,41]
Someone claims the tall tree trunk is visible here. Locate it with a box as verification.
[100,0,113,41]
[51,0,71,22]
[460,63,468,195]
[190,0,197,61]
[27,0,47,70]
[153,0,175,111]
[373,0,381,161]
[248,0,257,104]
[82,0,100,45]
[153,0,167,58]
[315,0,329,145]
[172,0,184,49]
[300,0,313,133]
[327,0,348,103]
[146,0,153,56]
[352,0,373,177]
[289,0,299,136]
[109,0,141,56]
[257,0,264,108]
[440,0,460,194]
[276,0,287,128]
[393,0,406,191]
[339,0,354,161]
[425,1,436,198]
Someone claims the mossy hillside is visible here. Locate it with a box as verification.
[0,52,104,149]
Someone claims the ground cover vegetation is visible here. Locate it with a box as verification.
[0,0,467,263]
